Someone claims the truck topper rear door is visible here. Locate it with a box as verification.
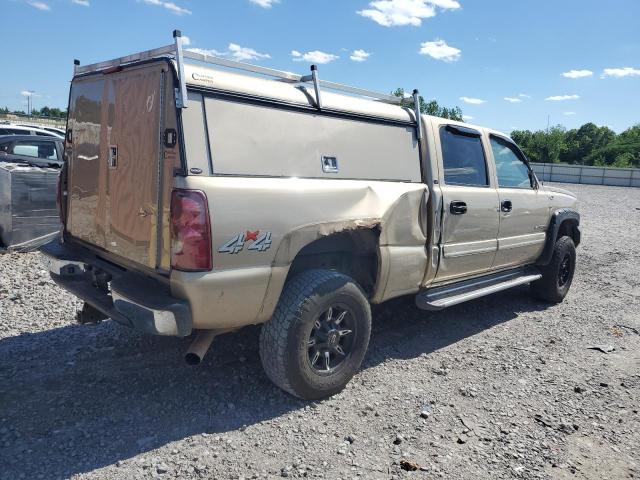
[65,60,179,270]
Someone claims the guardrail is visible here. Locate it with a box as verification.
[531,162,640,188]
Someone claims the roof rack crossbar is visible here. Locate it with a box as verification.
[184,50,403,105]
[72,31,416,109]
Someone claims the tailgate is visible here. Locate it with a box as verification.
[65,60,180,270]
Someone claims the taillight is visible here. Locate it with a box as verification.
[170,189,212,271]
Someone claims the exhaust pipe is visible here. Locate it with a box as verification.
[185,330,217,366]
[184,329,235,366]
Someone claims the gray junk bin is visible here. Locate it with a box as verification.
[0,162,60,252]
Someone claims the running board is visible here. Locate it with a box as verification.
[415,268,542,311]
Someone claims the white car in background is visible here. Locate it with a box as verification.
[0,124,64,139]
[16,124,66,137]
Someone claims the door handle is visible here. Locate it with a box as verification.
[501,200,513,213]
[450,200,467,215]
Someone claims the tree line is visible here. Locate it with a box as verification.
[1,106,67,119]
[511,123,640,168]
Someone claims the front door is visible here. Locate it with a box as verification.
[434,124,500,282]
[489,135,549,269]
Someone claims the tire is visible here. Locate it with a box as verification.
[531,236,576,303]
[259,269,372,400]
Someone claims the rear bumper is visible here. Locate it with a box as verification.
[41,241,192,337]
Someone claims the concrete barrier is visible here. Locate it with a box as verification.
[531,162,640,188]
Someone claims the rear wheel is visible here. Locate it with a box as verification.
[531,236,576,303]
[259,269,371,400]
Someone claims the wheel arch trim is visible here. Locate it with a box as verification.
[536,208,580,266]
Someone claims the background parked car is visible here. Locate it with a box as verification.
[0,135,62,252]
[0,134,63,167]
[0,123,64,139]
[16,124,66,138]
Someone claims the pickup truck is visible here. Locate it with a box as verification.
[43,32,580,399]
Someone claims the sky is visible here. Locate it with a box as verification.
[2,0,639,134]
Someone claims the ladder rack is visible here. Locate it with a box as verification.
[73,31,423,137]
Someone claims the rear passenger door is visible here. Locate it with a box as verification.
[489,135,549,269]
[434,124,500,282]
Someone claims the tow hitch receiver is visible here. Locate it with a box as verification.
[76,302,108,325]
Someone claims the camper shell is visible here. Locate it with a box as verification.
[43,31,581,399]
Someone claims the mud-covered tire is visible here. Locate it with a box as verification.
[259,269,372,400]
[531,236,576,303]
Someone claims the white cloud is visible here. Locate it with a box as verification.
[459,96,485,105]
[601,67,640,78]
[71,0,90,6]
[27,1,50,10]
[140,0,191,15]
[291,50,339,64]
[357,0,460,27]
[188,44,271,62]
[350,49,371,62]
[561,69,593,79]
[504,97,522,103]
[187,48,226,57]
[181,35,191,46]
[518,93,531,98]
[228,43,271,61]
[545,94,580,101]
[249,0,279,7]
[462,115,474,121]
[563,112,576,116]
[419,39,461,62]
[163,2,191,15]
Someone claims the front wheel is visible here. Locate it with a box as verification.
[259,269,372,400]
[531,236,576,303]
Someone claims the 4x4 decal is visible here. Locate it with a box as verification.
[218,231,272,254]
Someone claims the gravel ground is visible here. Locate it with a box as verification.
[1,183,639,480]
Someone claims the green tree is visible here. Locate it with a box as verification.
[512,123,639,168]
[392,88,464,121]
[572,123,616,165]
[511,127,567,163]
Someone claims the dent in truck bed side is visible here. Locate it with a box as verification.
[169,176,429,330]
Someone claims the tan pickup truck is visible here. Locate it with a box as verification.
[43,31,580,399]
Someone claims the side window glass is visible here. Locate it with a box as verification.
[440,126,488,187]
[490,136,531,188]
[11,141,58,160]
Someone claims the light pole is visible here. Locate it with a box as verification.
[25,90,35,115]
